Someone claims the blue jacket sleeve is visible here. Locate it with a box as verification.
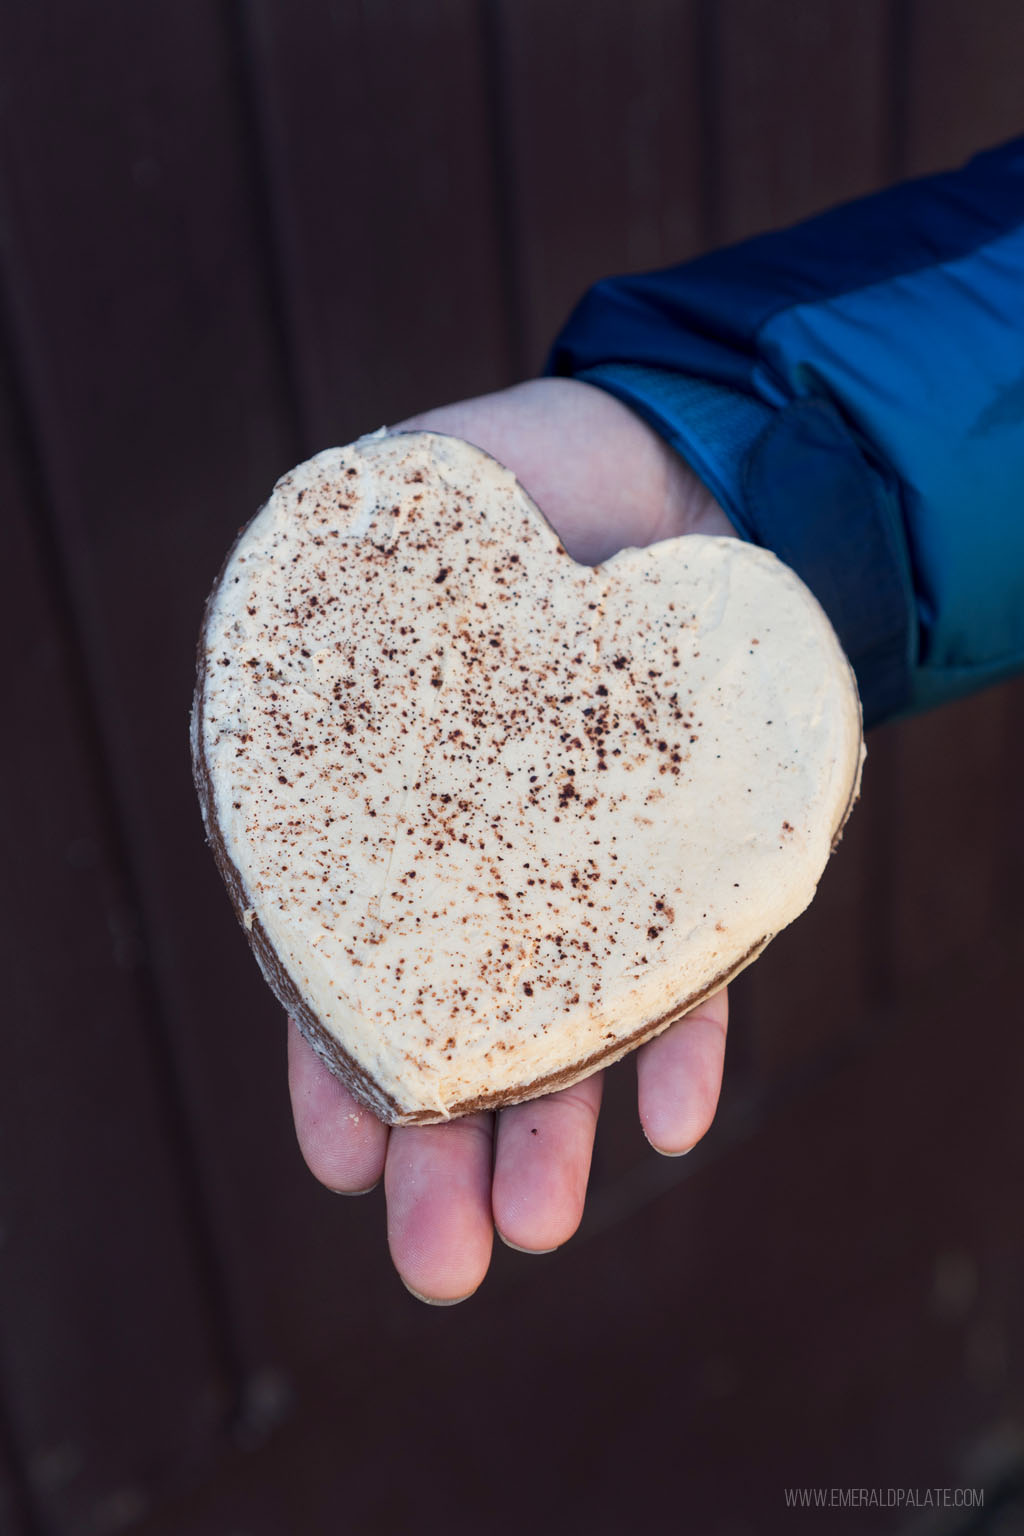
[547,137,1024,727]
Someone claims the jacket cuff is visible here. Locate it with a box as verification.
[576,362,916,728]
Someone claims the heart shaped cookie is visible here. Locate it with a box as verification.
[193,431,863,1124]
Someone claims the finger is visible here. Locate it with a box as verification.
[492,1074,603,1253]
[385,1115,495,1305]
[636,987,729,1156]
[288,1018,388,1193]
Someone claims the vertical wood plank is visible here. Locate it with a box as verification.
[881,688,1020,987]
[0,1399,30,1536]
[713,0,893,244]
[243,0,511,445]
[0,332,227,1531]
[903,0,1024,175]
[493,0,705,374]
[998,685,1024,937]
[0,0,306,1416]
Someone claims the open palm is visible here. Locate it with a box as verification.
[288,378,736,1303]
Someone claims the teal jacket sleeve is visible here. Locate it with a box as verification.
[547,138,1024,727]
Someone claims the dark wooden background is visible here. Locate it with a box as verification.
[1,3,1023,1534]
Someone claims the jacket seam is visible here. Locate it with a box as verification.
[749,214,1024,359]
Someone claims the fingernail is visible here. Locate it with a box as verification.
[642,1129,693,1157]
[497,1229,559,1255]
[328,1181,380,1196]
[402,1281,477,1307]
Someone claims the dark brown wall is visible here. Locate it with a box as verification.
[1,4,1023,1534]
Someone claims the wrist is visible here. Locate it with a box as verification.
[394,378,735,562]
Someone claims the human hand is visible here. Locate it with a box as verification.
[289,378,737,1302]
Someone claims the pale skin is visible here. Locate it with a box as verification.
[288,378,736,1303]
